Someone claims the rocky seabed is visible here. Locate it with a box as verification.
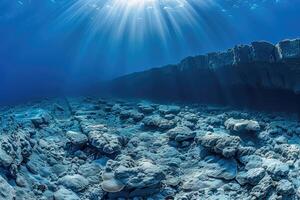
[0,97,300,199]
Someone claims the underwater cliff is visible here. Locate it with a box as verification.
[105,38,300,110]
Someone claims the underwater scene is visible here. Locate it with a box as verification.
[1,0,300,199]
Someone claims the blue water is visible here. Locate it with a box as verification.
[0,0,300,104]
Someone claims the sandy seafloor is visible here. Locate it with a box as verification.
[0,97,300,200]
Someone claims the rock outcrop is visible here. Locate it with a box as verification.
[105,38,300,109]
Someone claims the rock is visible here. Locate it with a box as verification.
[104,158,165,197]
[274,144,300,161]
[66,131,88,146]
[0,148,13,167]
[138,104,155,114]
[250,175,273,199]
[208,50,234,69]
[276,179,295,195]
[251,41,276,62]
[119,110,144,121]
[225,118,261,133]
[142,115,176,130]
[236,146,256,159]
[236,168,265,185]
[167,126,196,142]
[204,155,238,180]
[158,105,181,115]
[179,55,208,71]
[114,160,165,189]
[78,163,102,184]
[165,114,175,120]
[30,109,52,128]
[181,171,224,191]
[183,113,199,123]
[101,172,125,193]
[264,159,289,181]
[88,130,122,155]
[233,45,252,64]
[51,164,68,177]
[196,132,241,158]
[59,174,89,192]
[26,154,44,175]
[16,174,27,187]
[276,38,300,60]
[0,176,15,200]
[53,188,80,200]
[85,187,105,200]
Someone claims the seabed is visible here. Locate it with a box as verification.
[0,97,299,199]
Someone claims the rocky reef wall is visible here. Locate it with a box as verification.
[105,39,300,110]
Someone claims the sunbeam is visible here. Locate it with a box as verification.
[56,0,213,46]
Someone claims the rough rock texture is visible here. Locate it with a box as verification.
[54,188,80,200]
[0,176,15,200]
[167,126,196,142]
[196,132,241,158]
[59,174,89,192]
[104,38,300,109]
[0,97,299,199]
[225,118,261,133]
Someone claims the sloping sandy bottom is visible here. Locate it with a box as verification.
[0,97,299,200]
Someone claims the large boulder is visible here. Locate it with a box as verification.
[263,159,289,181]
[276,179,295,195]
[142,115,176,130]
[89,131,122,155]
[196,132,241,158]
[236,168,265,185]
[167,126,196,142]
[30,109,53,128]
[119,109,144,122]
[115,160,164,189]
[66,131,88,147]
[250,175,273,199]
[102,157,165,198]
[78,163,102,184]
